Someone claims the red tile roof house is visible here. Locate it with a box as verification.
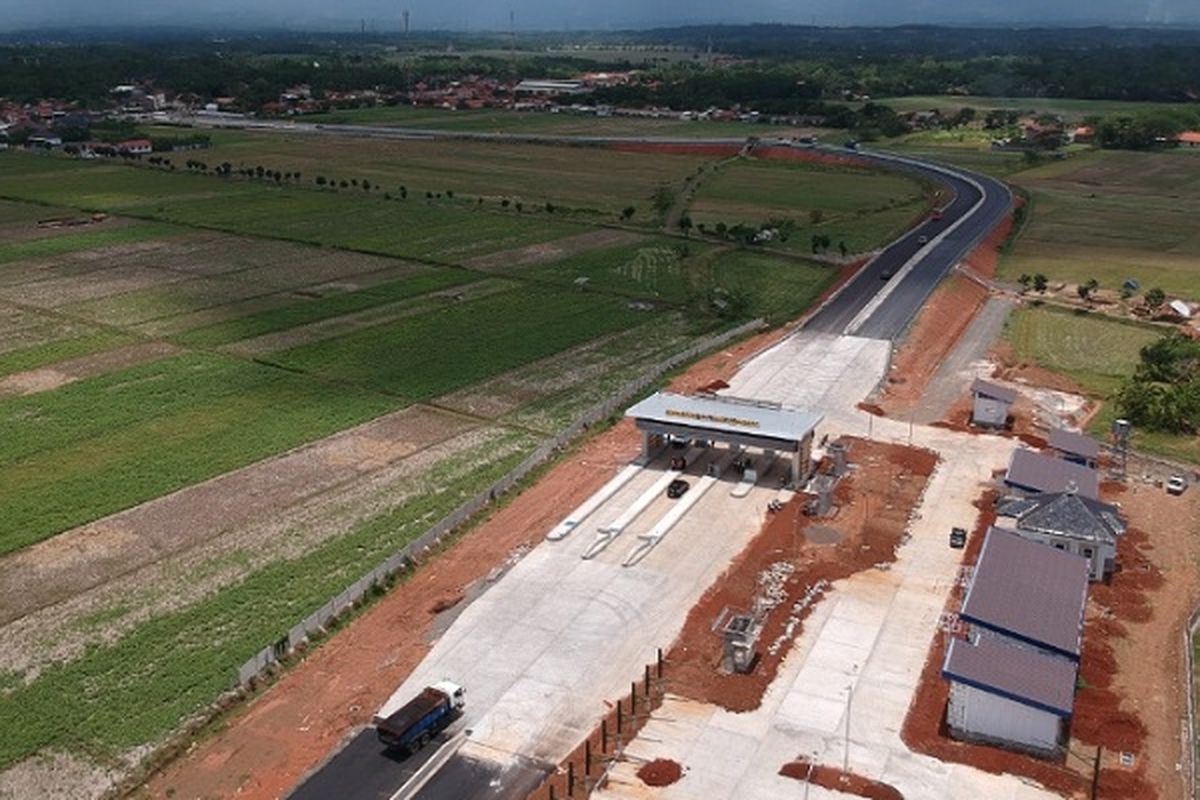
[1177,131,1200,147]
[117,138,152,155]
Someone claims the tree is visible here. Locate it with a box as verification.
[809,209,824,225]
[651,185,675,218]
[621,206,636,221]
[361,179,370,191]
[838,241,848,257]
[445,190,454,199]
[515,201,524,213]
[1018,273,1032,291]
[1077,278,1099,301]
[399,186,408,199]
[315,176,326,186]
[1145,287,1167,310]
[678,215,693,236]
[1033,273,1048,293]
[545,202,555,213]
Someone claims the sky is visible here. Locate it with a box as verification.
[1,0,1197,31]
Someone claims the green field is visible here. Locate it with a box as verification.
[1001,149,1200,299]
[267,285,655,398]
[297,105,814,140]
[0,427,536,770]
[873,95,1197,122]
[0,220,181,264]
[1004,304,1199,462]
[0,330,136,378]
[170,268,483,347]
[0,353,401,555]
[688,158,931,254]
[161,128,710,223]
[0,153,586,262]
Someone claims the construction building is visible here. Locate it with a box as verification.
[944,528,1089,757]
[624,392,822,487]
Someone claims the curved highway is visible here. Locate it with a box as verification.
[184,114,1011,345]
[218,117,1015,800]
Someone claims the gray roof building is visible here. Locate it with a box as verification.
[1047,428,1101,463]
[944,635,1078,717]
[1005,449,1099,500]
[998,492,1124,545]
[960,527,1090,660]
[971,379,1018,405]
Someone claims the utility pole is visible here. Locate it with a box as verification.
[843,681,853,774]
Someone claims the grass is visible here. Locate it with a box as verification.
[520,237,710,303]
[0,352,401,555]
[708,250,836,324]
[886,130,1032,178]
[294,106,816,140]
[871,95,1198,122]
[1005,304,1161,397]
[0,330,136,378]
[0,221,181,265]
[687,158,930,254]
[170,268,483,347]
[0,428,537,769]
[0,153,586,263]
[1004,304,1200,462]
[266,285,656,399]
[1000,149,1200,300]
[160,127,710,223]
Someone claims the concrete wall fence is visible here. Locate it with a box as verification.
[235,318,766,689]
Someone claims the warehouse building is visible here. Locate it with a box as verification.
[944,528,1090,756]
[624,392,822,487]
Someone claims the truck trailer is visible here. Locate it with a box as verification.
[374,681,465,754]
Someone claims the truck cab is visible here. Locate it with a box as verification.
[431,680,466,712]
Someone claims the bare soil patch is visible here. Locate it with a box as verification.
[462,228,648,271]
[637,758,684,787]
[665,438,938,712]
[0,341,181,397]
[139,421,642,800]
[780,757,904,800]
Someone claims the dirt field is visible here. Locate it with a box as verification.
[663,438,939,712]
[900,479,1200,800]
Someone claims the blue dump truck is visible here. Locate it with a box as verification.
[374,681,465,754]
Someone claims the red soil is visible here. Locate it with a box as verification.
[877,201,1013,417]
[665,438,938,712]
[637,758,684,787]
[780,758,905,800]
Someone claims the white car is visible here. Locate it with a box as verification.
[1167,475,1188,495]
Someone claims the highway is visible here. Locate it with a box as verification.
[227,116,1012,800]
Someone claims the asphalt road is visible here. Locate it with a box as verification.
[219,116,1013,800]
[287,728,454,800]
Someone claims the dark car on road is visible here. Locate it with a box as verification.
[667,479,690,499]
